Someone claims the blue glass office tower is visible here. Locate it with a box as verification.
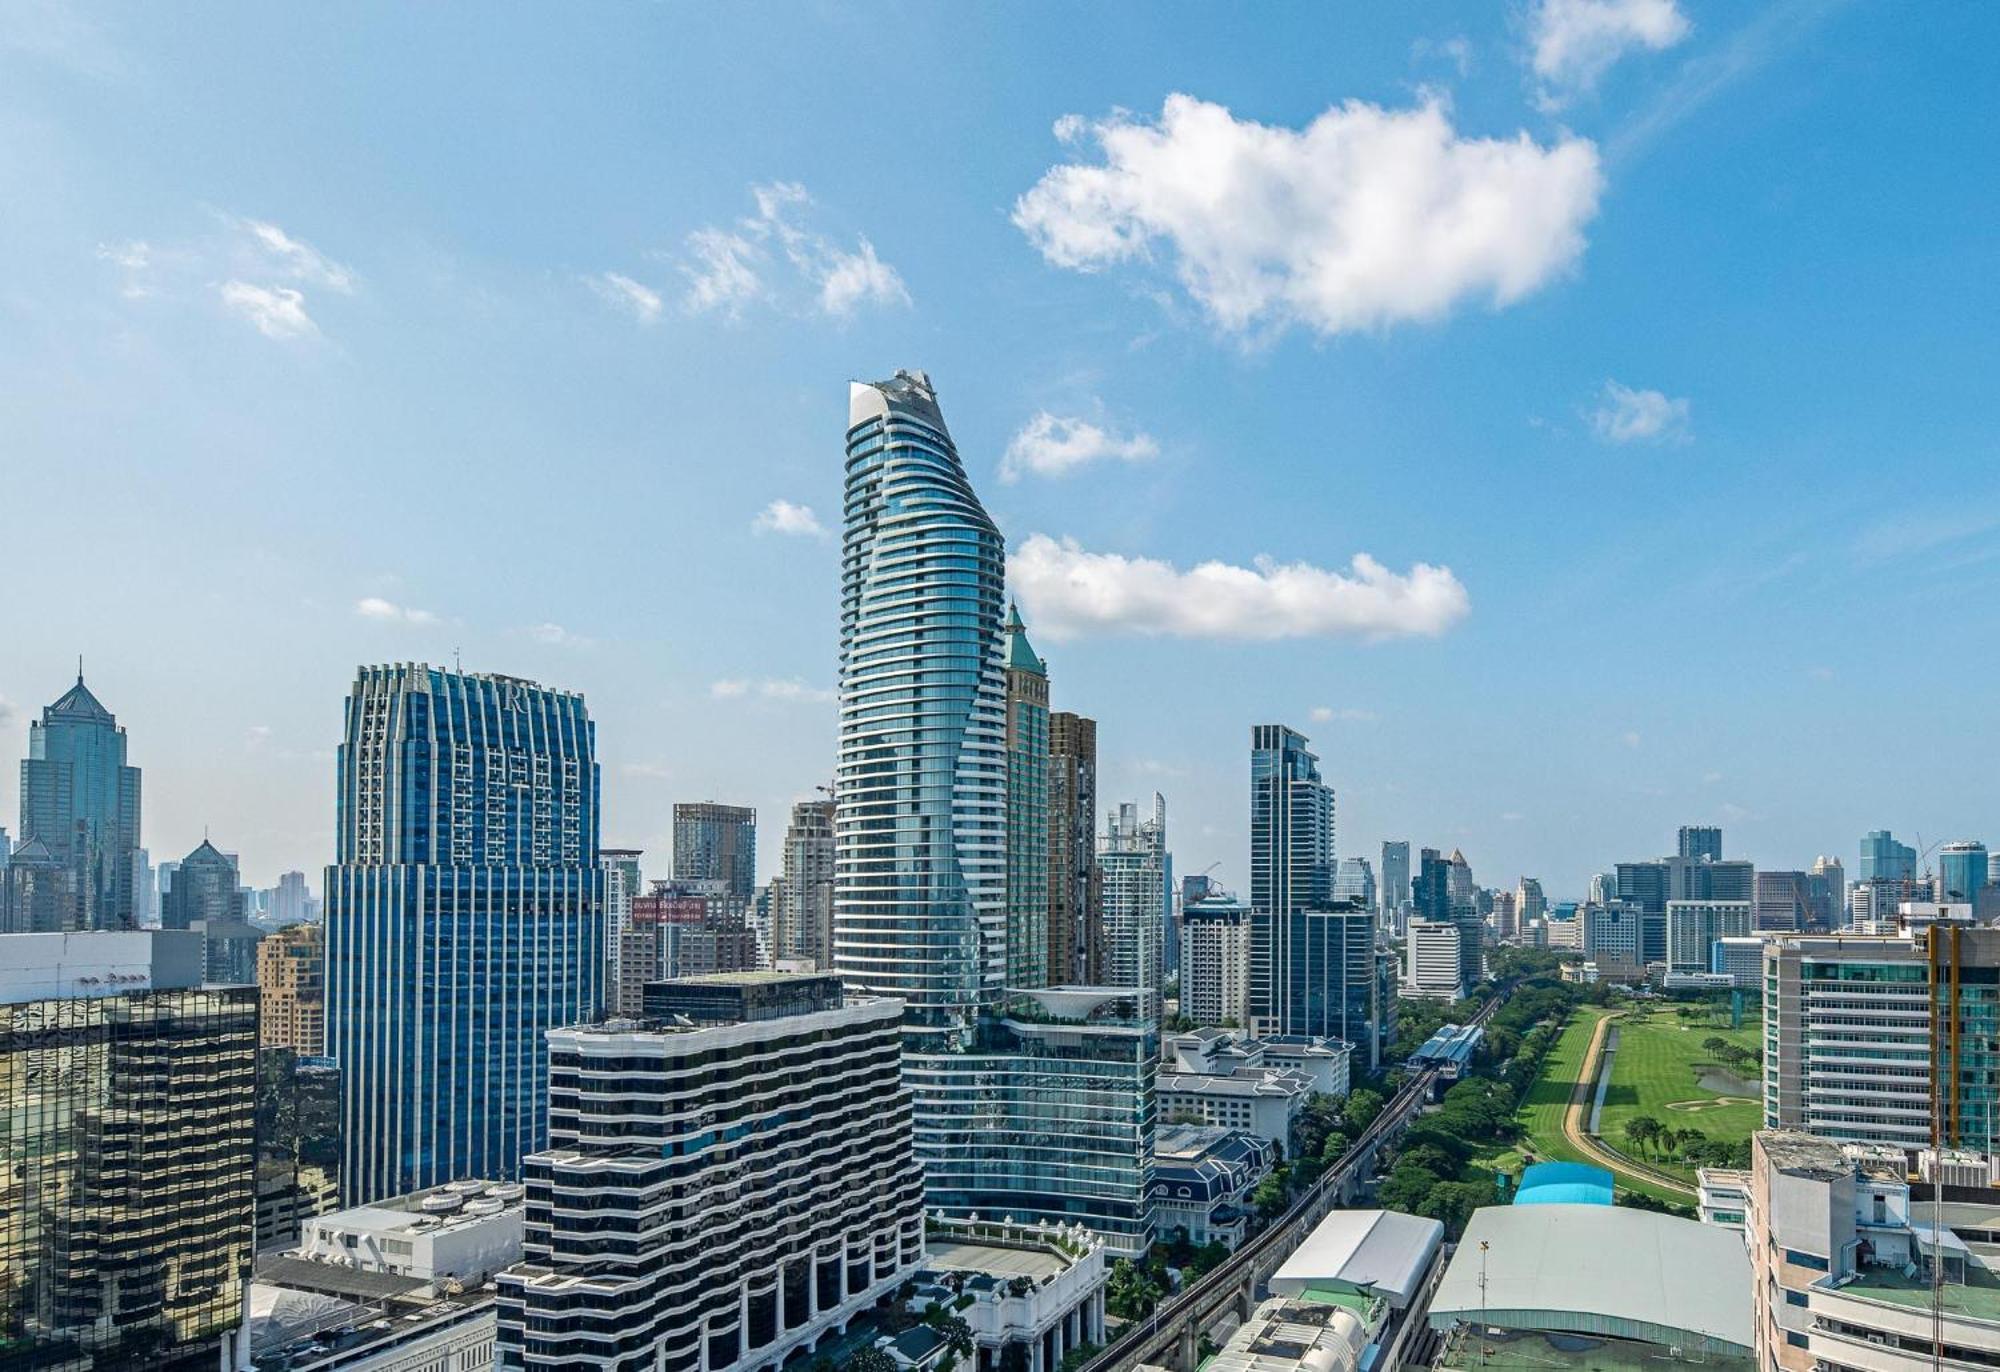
[18,672,141,929]
[835,372,1153,1253]
[1859,830,1917,883]
[325,665,603,1204]
[1939,841,1988,903]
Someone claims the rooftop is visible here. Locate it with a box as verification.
[926,1239,1068,1284]
[1836,1264,2000,1323]
[1439,1326,1755,1372]
[1271,1208,1444,1307]
[1157,1067,1312,1099]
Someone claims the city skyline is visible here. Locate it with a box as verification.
[5,4,1999,899]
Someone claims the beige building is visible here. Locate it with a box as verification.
[257,920,325,1054]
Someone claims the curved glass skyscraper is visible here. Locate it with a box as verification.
[835,370,1007,1046]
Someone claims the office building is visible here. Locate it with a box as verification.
[1248,726,1336,1035]
[671,802,755,905]
[1100,796,1169,1003]
[1180,892,1253,1027]
[835,371,1152,1251]
[269,868,313,926]
[494,974,924,1370]
[1489,889,1517,942]
[0,836,79,933]
[162,837,262,983]
[1752,869,1810,932]
[1003,604,1051,989]
[1582,900,1646,973]
[1805,856,1844,931]
[1619,846,1755,964]
[1255,902,1378,1062]
[1679,825,1724,862]
[1331,856,1375,910]
[1157,1062,1311,1153]
[17,670,142,930]
[1379,840,1410,927]
[1709,935,1764,989]
[1858,828,1917,883]
[1404,918,1466,1001]
[1666,899,1752,973]
[0,930,257,1369]
[1048,711,1103,986]
[258,918,326,1053]
[1516,877,1547,928]
[773,798,835,968]
[1762,925,2000,1149]
[599,847,642,1005]
[1939,840,1989,902]
[325,664,604,1204]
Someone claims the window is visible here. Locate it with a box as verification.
[1784,1290,1807,1307]
[1783,1249,1829,1271]
[1785,1332,1809,1349]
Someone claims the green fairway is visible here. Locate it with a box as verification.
[1514,1008,1609,1171]
[1594,1004,1762,1181]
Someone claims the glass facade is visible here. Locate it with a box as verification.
[325,665,604,1203]
[1099,798,1168,1005]
[0,983,258,1369]
[1939,842,1988,903]
[1003,605,1050,989]
[1247,725,1336,1034]
[1859,830,1917,883]
[17,674,141,930]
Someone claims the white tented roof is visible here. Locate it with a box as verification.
[1427,1204,1753,1353]
[1269,1209,1445,1308]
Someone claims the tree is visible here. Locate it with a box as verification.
[1107,1257,1164,1321]
[930,1313,975,1359]
[1621,1118,1650,1157]
[1252,1166,1292,1220]
[848,1350,898,1372]
[1343,1088,1387,1137]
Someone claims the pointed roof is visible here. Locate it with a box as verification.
[1003,602,1045,676]
[183,838,232,868]
[1449,847,1469,866]
[46,669,113,723]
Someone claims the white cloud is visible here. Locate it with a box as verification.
[525,622,593,647]
[1530,0,1691,106]
[219,281,317,340]
[236,217,355,292]
[1589,379,1690,443]
[1002,411,1159,483]
[710,677,835,704]
[1013,93,1602,339]
[681,182,907,318]
[354,596,438,626]
[1310,705,1378,723]
[752,499,828,537]
[1621,730,1643,748]
[621,761,673,780]
[1008,534,1470,642]
[97,240,152,297]
[587,271,663,324]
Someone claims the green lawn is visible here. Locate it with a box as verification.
[1593,1005,1762,1181]
[1510,1007,1694,1207]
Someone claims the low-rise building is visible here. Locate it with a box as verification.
[297,1180,524,1283]
[1407,1023,1483,1080]
[1205,1293,1382,1372]
[902,1215,1108,1372]
[1698,1167,1750,1232]
[1149,1125,1278,1247]
[1165,1028,1350,1098]
[1157,1066,1310,1153]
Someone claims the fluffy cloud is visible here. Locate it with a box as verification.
[681,182,907,318]
[1008,534,1470,642]
[710,678,836,704]
[1013,94,1602,339]
[1001,411,1159,483]
[1589,380,1690,443]
[236,217,355,293]
[1530,0,1691,104]
[587,271,663,324]
[219,282,317,340]
[354,596,438,626]
[525,622,593,647]
[752,499,828,537]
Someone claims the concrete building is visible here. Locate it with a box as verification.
[495,973,925,1370]
[1179,892,1253,1027]
[1157,1060,1311,1154]
[773,799,835,969]
[1100,797,1169,1008]
[258,917,326,1053]
[1582,900,1647,974]
[598,847,641,1010]
[671,801,756,905]
[902,1216,1108,1372]
[1003,605,1051,989]
[298,1180,524,1283]
[1756,870,1813,932]
[1710,935,1765,989]
[1048,711,1104,986]
[1404,918,1465,1000]
[1697,1167,1750,1231]
[1149,1125,1278,1248]
[1668,898,1753,974]
[1429,1205,1752,1372]
[1167,1028,1350,1098]
[1380,841,1410,927]
[0,929,258,1369]
[1762,925,2000,1150]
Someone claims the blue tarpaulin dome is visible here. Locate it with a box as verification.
[1515,1161,1614,1206]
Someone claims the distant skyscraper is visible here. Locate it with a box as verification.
[1414,847,1450,922]
[834,371,1152,1251]
[771,799,835,968]
[259,919,326,1054]
[1446,848,1482,985]
[1100,796,1169,1003]
[18,670,141,929]
[1668,899,1753,973]
[600,847,642,999]
[1178,892,1252,1027]
[1516,877,1548,929]
[1859,829,1917,883]
[1048,711,1104,985]
[1678,825,1723,861]
[132,847,154,926]
[1807,856,1844,931]
[1939,841,1988,903]
[672,802,756,906]
[1380,840,1410,923]
[1003,604,1051,989]
[325,664,604,1203]
[270,868,311,925]
[1247,725,1335,1035]
[0,837,79,933]
[163,837,262,983]
[1754,870,1811,932]
[1333,856,1376,908]
[0,929,257,1368]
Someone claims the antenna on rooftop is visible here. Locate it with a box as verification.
[1478,1238,1492,1365]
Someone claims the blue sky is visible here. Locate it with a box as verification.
[2,1,1995,896]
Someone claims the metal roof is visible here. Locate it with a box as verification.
[1270,1209,1445,1309]
[1427,1204,1753,1354]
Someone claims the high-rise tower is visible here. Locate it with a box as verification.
[18,670,141,929]
[1003,604,1051,988]
[1247,725,1336,1034]
[834,370,1007,1041]
[833,372,1153,1253]
[1048,711,1104,985]
[324,665,604,1203]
